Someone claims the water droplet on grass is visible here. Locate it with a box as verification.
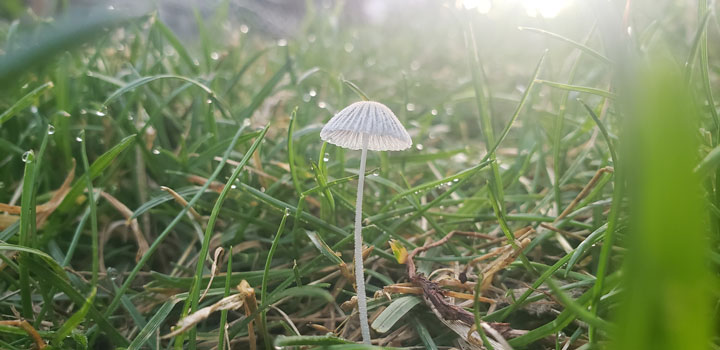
[152,148,160,155]
[47,125,55,135]
[22,150,33,163]
[240,24,249,33]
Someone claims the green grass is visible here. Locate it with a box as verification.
[0,1,718,349]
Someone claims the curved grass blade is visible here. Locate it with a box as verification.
[58,134,137,212]
[102,75,213,107]
[0,82,53,126]
[536,80,616,99]
[518,26,611,64]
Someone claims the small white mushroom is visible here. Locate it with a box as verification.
[320,100,411,344]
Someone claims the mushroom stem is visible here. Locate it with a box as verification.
[354,132,371,344]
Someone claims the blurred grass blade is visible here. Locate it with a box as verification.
[536,79,616,99]
[0,7,139,84]
[0,82,53,126]
[154,19,199,74]
[275,334,353,346]
[683,10,712,82]
[519,26,611,64]
[615,65,712,350]
[102,75,213,106]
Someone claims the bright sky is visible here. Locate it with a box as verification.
[461,0,574,18]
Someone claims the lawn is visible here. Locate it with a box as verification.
[0,0,717,349]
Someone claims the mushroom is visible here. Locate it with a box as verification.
[320,100,412,344]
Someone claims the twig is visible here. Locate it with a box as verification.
[0,320,46,349]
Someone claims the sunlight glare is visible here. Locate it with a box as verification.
[521,0,573,18]
[461,0,492,14]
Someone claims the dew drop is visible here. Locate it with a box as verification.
[406,103,416,112]
[58,110,71,118]
[30,106,38,114]
[152,148,160,155]
[243,119,251,127]
[277,39,288,47]
[22,150,33,163]
[453,178,459,183]
[230,184,237,189]
[95,110,106,117]
[206,99,213,104]
[80,109,88,115]
[75,136,83,142]
[372,170,380,176]
[0,182,4,189]
[431,109,438,116]
[303,94,312,102]
[318,101,327,109]
[211,52,220,60]
[309,89,317,97]
[323,157,330,162]
[47,125,55,135]
[240,24,249,33]
[410,60,421,71]
[344,43,354,53]
[415,143,424,151]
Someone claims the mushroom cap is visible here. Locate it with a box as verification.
[320,101,412,151]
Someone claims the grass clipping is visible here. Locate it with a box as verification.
[163,280,258,339]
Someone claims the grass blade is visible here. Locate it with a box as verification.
[370,296,421,333]
[183,124,271,348]
[0,82,53,125]
[18,150,36,320]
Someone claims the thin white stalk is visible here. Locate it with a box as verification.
[354,133,371,344]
